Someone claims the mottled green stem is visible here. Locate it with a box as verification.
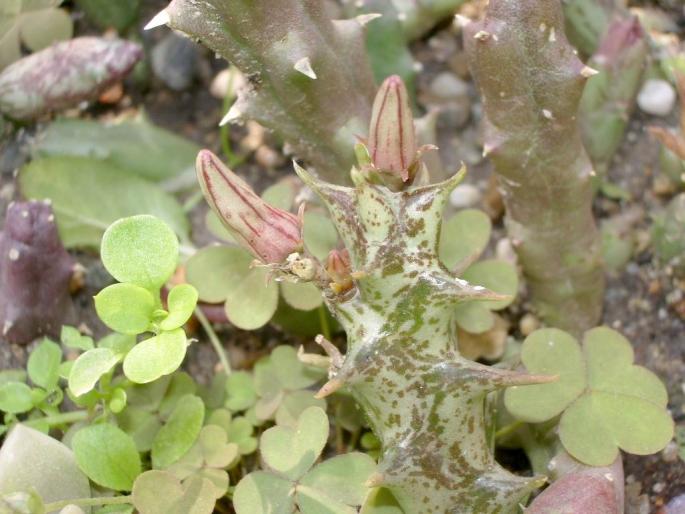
[295,163,550,513]
[465,0,605,333]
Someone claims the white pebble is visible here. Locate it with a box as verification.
[449,184,481,209]
[637,79,676,117]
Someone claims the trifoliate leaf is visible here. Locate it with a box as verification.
[281,281,323,311]
[224,371,257,412]
[505,327,674,466]
[123,329,187,384]
[453,302,495,334]
[233,471,294,514]
[152,394,205,469]
[160,284,198,331]
[27,338,61,390]
[223,264,278,330]
[275,390,326,428]
[260,406,329,480]
[272,345,325,390]
[94,283,156,335]
[101,215,179,290]
[461,259,518,310]
[72,424,141,491]
[132,471,216,514]
[68,348,119,397]
[299,453,376,506]
[439,209,491,270]
[185,245,250,303]
[303,211,338,261]
[0,382,33,413]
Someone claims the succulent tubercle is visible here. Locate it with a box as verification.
[0,201,76,345]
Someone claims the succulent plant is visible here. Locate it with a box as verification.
[147,0,376,182]
[650,72,685,188]
[561,0,625,56]
[0,201,76,345]
[580,16,648,188]
[464,0,605,333]
[652,193,685,276]
[197,74,556,513]
[0,37,142,120]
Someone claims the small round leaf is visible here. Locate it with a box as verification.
[280,281,323,311]
[152,394,205,469]
[94,283,156,335]
[101,215,179,289]
[0,382,33,413]
[27,338,62,390]
[72,424,141,491]
[224,266,278,330]
[68,348,119,397]
[186,245,251,303]
[439,209,491,269]
[461,259,518,310]
[160,284,198,331]
[123,329,188,384]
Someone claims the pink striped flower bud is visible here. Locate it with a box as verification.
[367,75,417,182]
[196,150,302,264]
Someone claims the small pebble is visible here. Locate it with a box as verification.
[519,313,540,336]
[151,32,199,91]
[666,494,685,514]
[638,79,676,117]
[449,184,481,209]
[661,441,679,462]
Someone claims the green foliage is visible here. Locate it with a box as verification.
[652,193,685,275]
[75,0,139,32]
[72,423,141,491]
[19,157,189,249]
[26,339,61,390]
[68,348,119,397]
[33,117,200,187]
[132,470,215,514]
[234,407,376,514]
[505,327,674,466]
[151,394,204,469]
[440,208,518,334]
[0,0,73,70]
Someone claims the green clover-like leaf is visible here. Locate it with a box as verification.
[123,329,188,384]
[97,333,136,359]
[461,259,518,311]
[281,281,323,311]
[132,470,216,514]
[160,284,198,331]
[504,327,674,466]
[27,338,62,390]
[72,423,141,491]
[68,348,119,397]
[152,394,205,469]
[439,209,491,270]
[61,326,95,351]
[186,245,278,329]
[224,371,257,412]
[94,283,156,335]
[101,215,179,290]
[360,488,404,514]
[303,210,339,261]
[116,407,162,453]
[260,406,329,480]
[207,409,257,455]
[0,382,33,414]
[233,471,294,514]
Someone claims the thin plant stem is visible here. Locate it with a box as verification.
[494,420,525,441]
[44,495,133,511]
[195,307,232,374]
[24,410,88,428]
[318,305,332,342]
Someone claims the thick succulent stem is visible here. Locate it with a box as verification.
[464,0,605,333]
[579,16,648,185]
[162,0,375,182]
[295,164,547,513]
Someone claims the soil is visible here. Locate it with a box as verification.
[0,0,684,512]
